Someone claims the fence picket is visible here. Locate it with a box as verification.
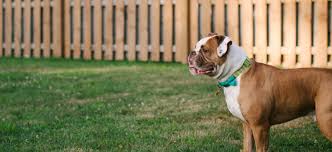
[14,0,21,57]
[127,0,136,61]
[116,0,125,60]
[299,0,312,67]
[24,0,31,58]
[94,0,102,60]
[84,0,91,60]
[175,0,189,63]
[0,0,2,57]
[227,0,239,44]
[53,0,62,57]
[64,0,71,58]
[214,0,224,35]
[43,0,51,58]
[201,0,211,37]
[105,0,113,60]
[34,0,41,58]
[163,0,173,62]
[314,0,328,67]
[5,0,12,57]
[284,0,296,68]
[190,0,198,49]
[269,0,281,66]
[139,0,148,61]
[151,0,160,61]
[241,0,253,58]
[73,0,81,59]
[255,0,267,63]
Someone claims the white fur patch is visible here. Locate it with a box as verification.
[223,75,245,121]
[194,35,231,58]
[194,36,213,53]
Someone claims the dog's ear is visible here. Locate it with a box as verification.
[207,32,218,37]
[216,35,232,57]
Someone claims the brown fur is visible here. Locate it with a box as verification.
[189,34,332,152]
[239,61,332,151]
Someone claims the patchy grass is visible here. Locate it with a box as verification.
[0,58,331,151]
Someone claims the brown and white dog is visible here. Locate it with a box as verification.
[188,33,332,152]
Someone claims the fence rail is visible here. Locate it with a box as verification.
[0,0,331,68]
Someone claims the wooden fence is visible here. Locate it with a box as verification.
[0,0,331,68]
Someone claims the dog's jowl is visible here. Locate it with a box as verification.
[188,33,332,152]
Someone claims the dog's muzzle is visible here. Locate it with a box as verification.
[188,52,215,75]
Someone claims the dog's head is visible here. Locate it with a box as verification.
[188,33,232,76]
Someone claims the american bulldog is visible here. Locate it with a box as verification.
[188,33,332,152]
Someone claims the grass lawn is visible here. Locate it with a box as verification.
[0,58,331,152]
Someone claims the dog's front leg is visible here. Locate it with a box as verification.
[251,123,270,152]
[242,123,254,152]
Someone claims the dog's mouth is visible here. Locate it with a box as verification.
[189,65,215,75]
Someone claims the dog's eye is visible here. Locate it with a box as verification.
[202,48,208,53]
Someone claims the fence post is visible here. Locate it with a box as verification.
[175,0,189,63]
[53,0,63,58]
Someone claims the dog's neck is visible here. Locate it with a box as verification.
[213,44,248,82]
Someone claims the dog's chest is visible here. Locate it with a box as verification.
[223,76,245,121]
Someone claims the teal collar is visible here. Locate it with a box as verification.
[218,58,252,87]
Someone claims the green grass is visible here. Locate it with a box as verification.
[0,58,331,152]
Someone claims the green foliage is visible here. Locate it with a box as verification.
[0,58,331,151]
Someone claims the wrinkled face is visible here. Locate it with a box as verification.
[188,33,231,77]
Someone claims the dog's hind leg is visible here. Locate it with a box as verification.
[315,94,332,142]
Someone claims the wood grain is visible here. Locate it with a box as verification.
[151,0,160,61]
[298,0,312,67]
[241,0,253,58]
[24,0,31,58]
[105,0,113,60]
[163,0,173,62]
[94,0,102,60]
[115,0,125,60]
[43,0,51,58]
[254,0,267,63]
[33,0,41,58]
[175,0,189,63]
[139,0,148,61]
[14,0,22,57]
[269,0,281,65]
[127,0,136,61]
[84,0,92,60]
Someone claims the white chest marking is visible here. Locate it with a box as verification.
[223,76,245,121]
